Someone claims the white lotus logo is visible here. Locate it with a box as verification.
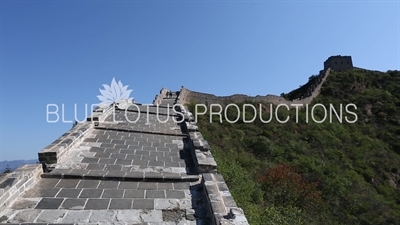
[97,78,133,105]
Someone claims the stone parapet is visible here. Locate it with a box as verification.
[37,122,92,165]
[177,105,217,174]
[153,87,169,105]
[175,97,248,224]
[38,104,113,166]
[202,173,249,225]
[0,164,42,213]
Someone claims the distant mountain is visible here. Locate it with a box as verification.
[0,159,38,172]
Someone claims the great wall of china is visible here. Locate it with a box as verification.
[177,68,330,107]
[176,55,353,108]
[0,55,353,224]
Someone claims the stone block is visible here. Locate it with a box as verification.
[211,201,227,215]
[192,139,210,151]
[204,182,219,195]
[222,195,238,208]
[189,132,203,140]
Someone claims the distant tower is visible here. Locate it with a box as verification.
[324,55,353,71]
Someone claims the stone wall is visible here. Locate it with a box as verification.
[0,164,42,213]
[177,102,249,225]
[153,87,169,105]
[179,68,331,108]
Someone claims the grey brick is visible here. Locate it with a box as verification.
[126,154,142,160]
[56,180,80,188]
[132,160,148,166]
[60,198,87,209]
[84,199,110,210]
[148,161,165,167]
[165,161,180,167]
[102,189,124,198]
[152,142,165,148]
[100,143,115,148]
[86,163,106,170]
[166,190,185,199]
[150,151,165,156]
[135,150,150,156]
[98,180,119,189]
[77,180,100,188]
[33,187,61,197]
[37,178,61,188]
[110,153,127,159]
[173,182,190,190]
[56,188,82,198]
[97,138,111,143]
[94,152,111,158]
[87,170,107,176]
[165,152,179,157]
[138,182,157,190]
[132,199,154,209]
[111,139,125,145]
[118,181,138,189]
[138,141,151,147]
[99,158,116,164]
[120,149,135,154]
[84,138,98,142]
[147,138,161,143]
[142,155,157,161]
[156,147,170,152]
[109,199,132,209]
[158,156,173,162]
[35,198,64,209]
[115,144,129,150]
[158,182,174,190]
[105,164,123,171]
[104,148,120,154]
[170,157,183,162]
[126,140,139,146]
[146,190,165,198]
[115,159,132,165]
[81,157,99,164]
[142,146,157,151]
[79,188,103,198]
[124,190,145,198]
[95,134,108,139]
[134,137,147,142]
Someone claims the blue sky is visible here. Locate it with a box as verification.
[0,0,399,161]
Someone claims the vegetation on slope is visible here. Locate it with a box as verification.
[188,68,400,225]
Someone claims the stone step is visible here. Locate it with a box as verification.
[41,169,200,182]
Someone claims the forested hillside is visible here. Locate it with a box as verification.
[188,68,400,225]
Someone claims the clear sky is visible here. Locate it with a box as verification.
[0,0,399,161]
